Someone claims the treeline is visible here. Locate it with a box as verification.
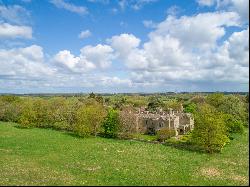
[0,95,137,139]
[0,93,248,154]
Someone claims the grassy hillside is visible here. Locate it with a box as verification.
[0,122,248,186]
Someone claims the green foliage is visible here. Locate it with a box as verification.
[206,94,248,127]
[189,95,205,104]
[191,104,229,153]
[217,95,248,126]
[163,99,182,111]
[223,114,244,134]
[183,103,197,113]
[156,128,176,142]
[206,93,225,108]
[0,96,22,122]
[102,109,120,138]
[74,102,107,137]
[18,99,37,128]
[147,96,163,112]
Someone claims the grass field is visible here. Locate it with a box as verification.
[0,122,249,186]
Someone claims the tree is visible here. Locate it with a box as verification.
[191,104,229,153]
[74,101,107,137]
[102,109,120,138]
[118,107,137,138]
[89,92,96,99]
[218,95,248,126]
[147,96,163,112]
[183,103,197,114]
[206,93,225,108]
[223,114,244,134]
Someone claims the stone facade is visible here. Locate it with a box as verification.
[135,106,194,136]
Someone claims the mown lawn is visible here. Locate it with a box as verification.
[0,122,249,186]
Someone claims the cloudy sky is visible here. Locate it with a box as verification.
[0,0,249,93]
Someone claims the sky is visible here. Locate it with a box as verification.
[0,0,249,93]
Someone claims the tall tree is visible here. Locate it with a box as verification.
[191,104,229,153]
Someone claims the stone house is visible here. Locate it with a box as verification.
[135,106,194,136]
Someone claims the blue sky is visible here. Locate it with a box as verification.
[0,0,249,93]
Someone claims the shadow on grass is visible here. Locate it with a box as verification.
[13,124,33,129]
[163,141,207,154]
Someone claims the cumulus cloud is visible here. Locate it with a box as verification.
[153,12,240,51]
[78,30,92,39]
[53,50,96,72]
[0,3,248,92]
[0,23,32,39]
[0,45,54,80]
[54,44,114,72]
[50,0,88,15]
[106,11,248,89]
[197,0,249,21]
[80,44,114,69]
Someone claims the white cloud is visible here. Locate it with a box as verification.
[0,4,30,25]
[118,0,159,11]
[53,50,96,72]
[131,0,159,10]
[54,44,114,72]
[50,0,88,15]
[107,11,248,88]
[142,20,156,28]
[197,0,249,21]
[0,23,32,39]
[108,33,140,57]
[0,45,54,79]
[0,4,248,92]
[100,76,132,87]
[87,0,110,4]
[80,44,114,69]
[196,0,216,6]
[166,5,181,16]
[153,12,240,51]
[78,30,92,39]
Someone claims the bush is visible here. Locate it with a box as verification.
[223,114,244,134]
[102,109,120,138]
[156,128,176,142]
[18,99,37,128]
[74,101,107,137]
[0,96,22,122]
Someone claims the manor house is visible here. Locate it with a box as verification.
[135,106,194,136]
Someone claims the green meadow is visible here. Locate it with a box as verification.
[0,122,248,186]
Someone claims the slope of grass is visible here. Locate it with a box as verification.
[0,122,249,186]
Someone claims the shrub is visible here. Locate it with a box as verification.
[74,101,107,137]
[0,96,22,122]
[223,114,244,134]
[156,128,176,142]
[18,99,37,128]
[102,109,120,138]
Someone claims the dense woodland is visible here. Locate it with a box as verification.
[0,92,248,153]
